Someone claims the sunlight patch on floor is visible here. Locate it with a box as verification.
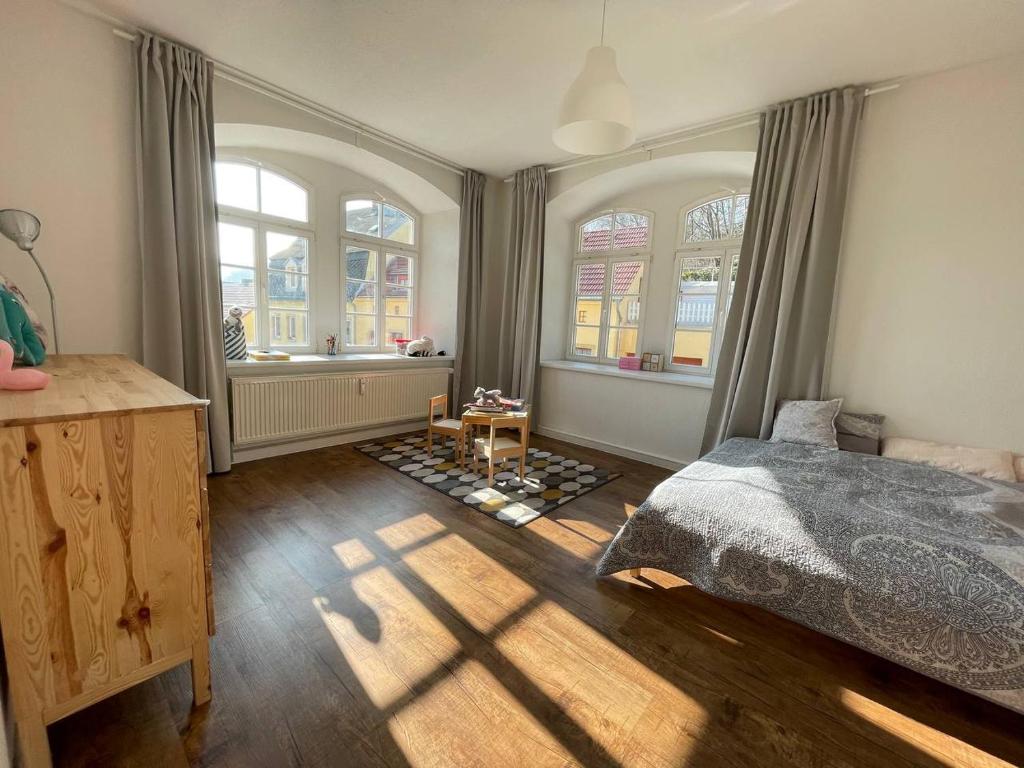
[331,537,376,570]
[375,512,448,550]
[839,688,964,767]
[313,565,459,708]
[554,516,617,544]
[386,657,570,768]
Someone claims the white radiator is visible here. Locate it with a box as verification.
[230,368,451,446]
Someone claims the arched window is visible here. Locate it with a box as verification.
[342,197,418,350]
[568,209,652,362]
[669,193,748,374]
[215,159,314,352]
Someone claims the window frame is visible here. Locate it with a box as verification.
[566,208,653,364]
[340,194,420,353]
[218,213,316,353]
[666,191,748,375]
[214,156,316,353]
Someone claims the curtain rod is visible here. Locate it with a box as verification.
[503,81,901,183]
[109,27,466,177]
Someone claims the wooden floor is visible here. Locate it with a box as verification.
[49,434,1024,767]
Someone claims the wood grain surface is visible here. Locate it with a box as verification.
[0,355,207,427]
[43,434,1024,768]
[0,405,211,767]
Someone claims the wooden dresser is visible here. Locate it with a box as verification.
[0,355,213,768]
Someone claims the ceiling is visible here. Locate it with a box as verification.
[92,0,1024,176]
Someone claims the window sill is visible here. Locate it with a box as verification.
[227,353,454,376]
[540,360,714,389]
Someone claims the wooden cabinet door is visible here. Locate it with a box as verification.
[0,409,207,721]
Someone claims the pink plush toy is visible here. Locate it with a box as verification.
[0,340,50,390]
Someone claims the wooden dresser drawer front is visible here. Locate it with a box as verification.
[0,409,207,715]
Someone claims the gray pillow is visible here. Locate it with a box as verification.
[770,398,843,449]
[835,411,885,455]
[836,411,885,440]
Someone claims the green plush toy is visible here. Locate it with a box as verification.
[0,285,46,366]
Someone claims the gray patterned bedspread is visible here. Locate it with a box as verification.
[597,438,1024,712]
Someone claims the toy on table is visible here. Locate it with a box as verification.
[464,387,526,414]
[0,340,50,390]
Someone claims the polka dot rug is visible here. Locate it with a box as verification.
[356,431,621,528]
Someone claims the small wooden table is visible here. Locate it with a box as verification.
[0,355,214,768]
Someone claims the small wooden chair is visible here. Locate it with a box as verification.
[426,394,465,465]
[465,412,530,487]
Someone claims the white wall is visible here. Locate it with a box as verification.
[215,147,459,354]
[539,174,753,466]
[829,52,1024,454]
[0,0,140,357]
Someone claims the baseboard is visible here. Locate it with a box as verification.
[534,426,690,470]
[231,419,424,464]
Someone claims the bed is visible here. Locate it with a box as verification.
[597,437,1024,713]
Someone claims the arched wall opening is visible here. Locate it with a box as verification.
[538,150,756,467]
[214,124,461,355]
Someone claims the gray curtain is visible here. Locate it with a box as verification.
[136,33,231,472]
[453,170,486,406]
[702,87,863,454]
[497,166,546,404]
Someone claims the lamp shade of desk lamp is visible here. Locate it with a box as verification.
[0,209,61,354]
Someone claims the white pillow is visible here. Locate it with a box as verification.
[882,437,1016,483]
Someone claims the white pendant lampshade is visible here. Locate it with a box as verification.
[553,45,635,156]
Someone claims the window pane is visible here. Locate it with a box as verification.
[219,266,257,345]
[260,169,308,222]
[384,316,412,345]
[215,162,258,211]
[266,232,309,273]
[218,221,255,267]
[385,253,413,285]
[572,326,600,357]
[385,286,412,317]
[346,313,376,347]
[346,280,376,315]
[574,297,602,326]
[574,261,606,296]
[345,199,380,237]
[607,327,639,358]
[674,255,720,368]
[268,271,307,307]
[672,328,713,368]
[382,205,415,244]
[269,309,308,346]
[732,195,749,237]
[580,215,612,252]
[611,260,643,294]
[684,196,734,242]
[346,245,377,282]
[609,296,641,326]
[613,212,649,250]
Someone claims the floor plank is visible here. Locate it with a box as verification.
[49,434,1024,767]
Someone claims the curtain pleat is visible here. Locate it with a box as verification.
[453,170,486,407]
[701,87,863,454]
[136,33,231,472]
[497,166,546,405]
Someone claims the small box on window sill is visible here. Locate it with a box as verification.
[641,352,664,372]
[618,356,642,371]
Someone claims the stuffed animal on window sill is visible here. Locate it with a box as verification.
[223,306,248,361]
[0,340,50,390]
[405,336,435,357]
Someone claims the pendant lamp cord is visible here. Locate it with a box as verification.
[600,0,607,45]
